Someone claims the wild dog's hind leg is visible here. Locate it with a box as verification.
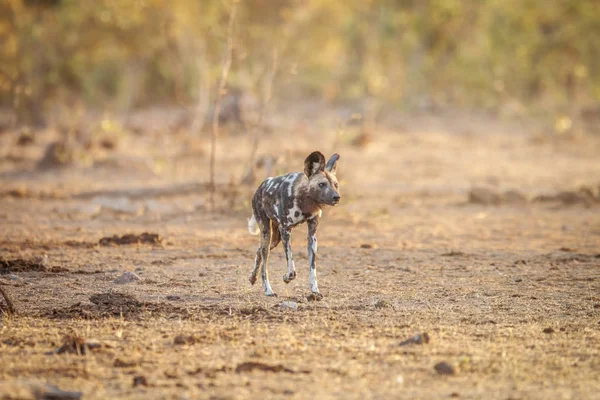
[249,248,262,285]
[281,227,297,283]
[306,217,322,300]
[249,220,279,286]
[258,219,276,296]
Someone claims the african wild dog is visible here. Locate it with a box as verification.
[248,151,340,299]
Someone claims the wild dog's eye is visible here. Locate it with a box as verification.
[319,182,326,188]
[334,183,339,189]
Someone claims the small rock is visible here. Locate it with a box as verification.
[399,332,430,346]
[360,243,378,249]
[174,335,198,345]
[114,358,137,368]
[277,301,298,310]
[34,383,82,400]
[543,327,555,334]
[434,361,456,376]
[133,376,148,387]
[166,295,181,301]
[451,392,460,398]
[373,298,391,309]
[113,272,141,284]
[514,278,523,282]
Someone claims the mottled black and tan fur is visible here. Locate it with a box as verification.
[248,151,341,299]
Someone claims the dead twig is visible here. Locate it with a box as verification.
[242,45,280,185]
[209,0,238,209]
[0,284,16,315]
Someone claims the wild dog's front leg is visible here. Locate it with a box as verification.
[306,217,322,300]
[281,228,296,283]
[259,220,276,296]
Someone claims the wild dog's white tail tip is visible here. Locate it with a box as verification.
[248,214,260,235]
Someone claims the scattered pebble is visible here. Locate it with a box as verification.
[514,278,523,283]
[166,295,181,301]
[114,358,138,368]
[33,383,82,400]
[373,298,392,309]
[399,332,430,346]
[360,243,378,249]
[543,327,555,334]
[113,272,142,284]
[174,335,198,345]
[133,376,148,387]
[434,361,456,376]
[277,301,298,310]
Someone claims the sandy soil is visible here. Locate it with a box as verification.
[0,107,599,399]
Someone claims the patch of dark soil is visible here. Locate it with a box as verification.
[441,251,467,257]
[0,258,47,273]
[235,361,298,374]
[114,358,138,368]
[174,335,199,345]
[99,233,162,246]
[238,305,271,316]
[133,376,148,387]
[533,187,599,206]
[468,187,528,205]
[89,293,140,307]
[63,240,96,249]
[44,294,280,321]
[50,266,69,273]
[71,269,103,275]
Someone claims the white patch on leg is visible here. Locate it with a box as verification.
[311,236,317,254]
[309,267,318,293]
[283,259,296,283]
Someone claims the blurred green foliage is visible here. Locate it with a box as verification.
[1,0,599,124]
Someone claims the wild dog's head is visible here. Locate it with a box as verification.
[303,151,341,206]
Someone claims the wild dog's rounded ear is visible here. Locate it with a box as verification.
[304,151,326,177]
[325,153,340,175]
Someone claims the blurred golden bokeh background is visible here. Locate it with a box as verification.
[1,0,599,129]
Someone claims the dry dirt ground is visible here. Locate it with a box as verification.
[0,107,599,399]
